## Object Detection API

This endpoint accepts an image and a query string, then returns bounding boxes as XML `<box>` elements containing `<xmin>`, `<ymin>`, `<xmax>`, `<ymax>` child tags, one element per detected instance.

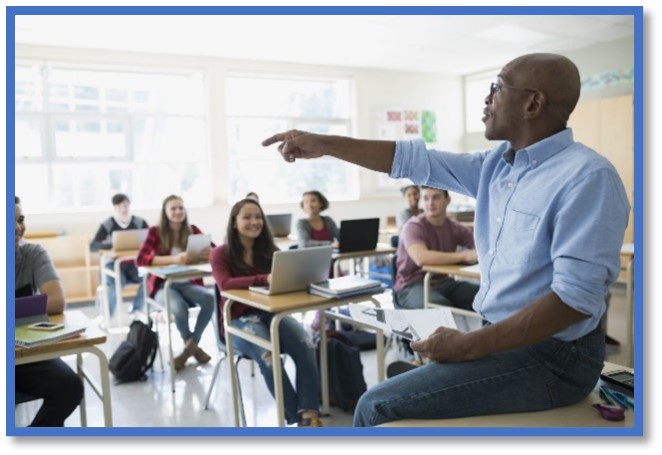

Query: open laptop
<box><xmin>16</xmin><ymin>294</ymin><xmax>48</xmax><ymax>326</ymax></box>
<box><xmin>336</xmin><ymin>218</ymin><xmax>380</xmax><ymax>253</ymax></box>
<box><xmin>111</xmin><ymin>229</ymin><xmax>148</xmax><ymax>251</ymax></box>
<box><xmin>249</xmin><ymin>246</ymin><xmax>333</xmax><ymax>295</ymax></box>
<box><xmin>266</xmin><ymin>213</ymin><xmax>292</xmax><ymax>237</ymax></box>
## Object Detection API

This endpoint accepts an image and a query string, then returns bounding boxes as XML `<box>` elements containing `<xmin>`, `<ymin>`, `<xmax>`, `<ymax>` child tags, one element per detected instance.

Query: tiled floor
<box><xmin>14</xmin><ymin>283</ymin><xmax>632</xmax><ymax>429</ymax></box>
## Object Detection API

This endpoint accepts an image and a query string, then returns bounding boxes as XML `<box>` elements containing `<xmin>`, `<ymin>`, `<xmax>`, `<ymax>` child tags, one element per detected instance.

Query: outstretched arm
<box><xmin>262</xmin><ymin>130</ymin><xmax>396</xmax><ymax>173</ymax></box>
<box><xmin>411</xmin><ymin>291</ymin><xmax>589</xmax><ymax>362</ymax></box>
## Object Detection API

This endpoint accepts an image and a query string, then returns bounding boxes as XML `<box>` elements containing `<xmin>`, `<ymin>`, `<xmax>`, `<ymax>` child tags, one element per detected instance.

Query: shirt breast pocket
<box><xmin>502</xmin><ymin>209</ymin><xmax>540</xmax><ymax>264</ymax></box>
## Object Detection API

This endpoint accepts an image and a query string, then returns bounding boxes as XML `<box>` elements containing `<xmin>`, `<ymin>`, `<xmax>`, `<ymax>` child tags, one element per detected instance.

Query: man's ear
<box><xmin>524</xmin><ymin>92</ymin><xmax>546</xmax><ymax>119</ymax></box>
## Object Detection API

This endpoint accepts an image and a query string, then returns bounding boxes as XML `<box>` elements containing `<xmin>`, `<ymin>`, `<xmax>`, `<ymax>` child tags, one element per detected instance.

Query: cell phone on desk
<box><xmin>600</xmin><ymin>369</ymin><xmax>634</xmax><ymax>392</ymax></box>
<box><xmin>28</xmin><ymin>322</ymin><xmax>65</xmax><ymax>331</ymax></box>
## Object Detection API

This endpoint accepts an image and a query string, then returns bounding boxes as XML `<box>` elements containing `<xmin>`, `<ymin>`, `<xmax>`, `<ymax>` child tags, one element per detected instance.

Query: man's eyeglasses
<box><xmin>489</xmin><ymin>82</ymin><xmax>539</xmax><ymax>98</ymax></box>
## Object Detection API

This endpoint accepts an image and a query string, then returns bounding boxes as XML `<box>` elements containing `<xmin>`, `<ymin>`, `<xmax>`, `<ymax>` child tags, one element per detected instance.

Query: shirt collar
<box><xmin>501</xmin><ymin>128</ymin><xmax>574</xmax><ymax>167</ymax></box>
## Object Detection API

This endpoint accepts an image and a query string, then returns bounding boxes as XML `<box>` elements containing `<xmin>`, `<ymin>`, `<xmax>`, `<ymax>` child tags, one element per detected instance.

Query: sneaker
<box><xmin>297</xmin><ymin>415</ymin><xmax>324</xmax><ymax>427</ymax></box>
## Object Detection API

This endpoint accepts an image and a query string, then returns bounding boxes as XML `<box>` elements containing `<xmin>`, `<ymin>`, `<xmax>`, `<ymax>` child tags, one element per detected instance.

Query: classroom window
<box><xmin>226</xmin><ymin>75</ymin><xmax>358</xmax><ymax>203</ymax></box>
<box><xmin>14</xmin><ymin>62</ymin><xmax>211</xmax><ymax>213</ymax></box>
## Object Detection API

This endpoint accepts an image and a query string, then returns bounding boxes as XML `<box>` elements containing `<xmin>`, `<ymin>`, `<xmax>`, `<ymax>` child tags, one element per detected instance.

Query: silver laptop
<box><xmin>266</xmin><ymin>213</ymin><xmax>292</xmax><ymax>237</ymax></box>
<box><xmin>112</xmin><ymin>229</ymin><xmax>148</xmax><ymax>251</ymax></box>
<box><xmin>249</xmin><ymin>246</ymin><xmax>333</xmax><ymax>295</ymax></box>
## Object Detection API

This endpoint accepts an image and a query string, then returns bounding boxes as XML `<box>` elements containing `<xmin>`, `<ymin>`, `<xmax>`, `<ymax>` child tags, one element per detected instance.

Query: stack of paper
<box><xmin>308</xmin><ymin>276</ymin><xmax>384</xmax><ymax>299</ymax></box>
<box><xmin>15</xmin><ymin>323</ymin><xmax>86</xmax><ymax>348</ymax></box>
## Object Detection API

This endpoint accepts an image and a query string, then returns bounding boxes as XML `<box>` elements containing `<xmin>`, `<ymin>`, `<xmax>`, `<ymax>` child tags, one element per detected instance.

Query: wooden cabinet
<box><xmin>27</xmin><ymin>235</ymin><xmax>100</xmax><ymax>305</ymax></box>
<box><xmin>569</xmin><ymin>94</ymin><xmax>634</xmax><ymax>243</ymax></box>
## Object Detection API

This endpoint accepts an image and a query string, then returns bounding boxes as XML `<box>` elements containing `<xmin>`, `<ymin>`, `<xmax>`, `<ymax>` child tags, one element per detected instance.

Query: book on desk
<box><xmin>308</xmin><ymin>275</ymin><xmax>385</xmax><ymax>299</ymax></box>
<box><xmin>148</xmin><ymin>263</ymin><xmax>212</xmax><ymax>276</ymax></box>
<box><xmin>15</xmin><ymin>322</ymin><xmax>87</xmax><ymax>348</ymax></box>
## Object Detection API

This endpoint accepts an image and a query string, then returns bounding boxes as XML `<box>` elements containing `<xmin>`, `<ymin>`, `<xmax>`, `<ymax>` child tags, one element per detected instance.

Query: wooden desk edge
<box><xmin>377</xmin><ymin>362</ymin><xmax>634</xmax><ymax>428</ymax></box>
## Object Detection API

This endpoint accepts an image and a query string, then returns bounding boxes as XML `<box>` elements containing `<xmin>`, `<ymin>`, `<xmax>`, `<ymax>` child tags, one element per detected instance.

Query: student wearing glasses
<box><xmin>15</xmin><ymin>196</ymin><xmax>83</xmax><ymax>426</ymax></box>
<box><xmin>262</xmin><ymin>53</ymin><xmax>629</xmax><ymax>426</ymax></box>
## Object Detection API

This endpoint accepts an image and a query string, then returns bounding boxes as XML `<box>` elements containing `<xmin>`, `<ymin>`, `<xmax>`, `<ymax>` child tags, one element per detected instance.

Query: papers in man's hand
<box><xmin>348</xmin><ymin>304</ymin><xmax>483</xmax><ymax>341</ymax></box>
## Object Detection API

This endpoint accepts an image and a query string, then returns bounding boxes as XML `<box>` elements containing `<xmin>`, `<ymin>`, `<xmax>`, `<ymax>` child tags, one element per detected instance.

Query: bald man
<box><xmin>263</xmin><ymin>53</ymin><xmax>630</xmax><ymax>426</ymax></box>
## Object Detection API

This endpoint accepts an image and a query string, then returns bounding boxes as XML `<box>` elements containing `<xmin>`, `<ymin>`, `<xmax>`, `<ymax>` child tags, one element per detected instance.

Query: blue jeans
<box><xmin>231</xmin><ymin>312</ymin><xmax>320</xmax><ymax>425</ymax></box>
<box><xmin>154</xmin><ymin>282</ymin><xmax>214</xmax><ymax>344</ymax></box>
<box><xmin>396</xmin><ymin>279</ymin><xmax>479</xmax><ymax>311</ymax></box>
<box><xmin>353</xmin><ymin>326</ymin><xmax>605</xmax><ymax>426</ymax></box>
<box><xmin>105</xmin><ymin>260</ymin><xmax>145</xmax><ymax>316</ymax></box>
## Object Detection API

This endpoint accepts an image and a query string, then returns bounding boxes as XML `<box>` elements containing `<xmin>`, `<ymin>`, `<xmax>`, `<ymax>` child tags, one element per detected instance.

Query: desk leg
<box><xmin>376</xmin><ymin>327</ymin><xmax>385</xmax><ymax>383</ymax></box>
<box><xmin>100</xmin><ymin>256</ymin><xmax>112</xmax><ymax>331</ymax></box>
<box><xmin>77</xmin><ymin>348</ymin><xmax>114</xmax><ymax>427</ymax></box>
<box><xmin>224</xmin><ymin>299</ymin><xmax>242</xmax><ymax>427</ymax></box>
<box><xmin>333</xmin><ymin>259</ymin><xmax>341</xmax><ymax>278</ymax></box>
<box><xmin>626</xmin><ymin>257</ymin><xmax>634</xmax><ymax>367</ymax></box>
<box><xmin>90</xmin><ymin>345</ymin><xmax>114</xmax><ymax>427</ymax></box>
<box><xmin>114</xmin><ymin>259</ymin><xmax>124</xmax><ymax>329</ymax></box>
<box><xmin>164</xmin><ymin>280</ymin><xmax>176</xmax><ymax>393</ymax></box>
<box><xmin>320</xmin><ymin>311</ymin><xmax>329</xmax><ymax>415</ymax></box>
<box><xmin>76</xmin><ymin>354</ymin><xmax>88</xmax><ymax>427</ymax></box>
<box><xmin>423</xmin><ymin>272</ymin><xmax>432</xmax><ymax>309</ymax></box>
<box><xmin>270</xmin><ymin>313</ymin><xmax>287</xmax><ymax>427</ymax></box>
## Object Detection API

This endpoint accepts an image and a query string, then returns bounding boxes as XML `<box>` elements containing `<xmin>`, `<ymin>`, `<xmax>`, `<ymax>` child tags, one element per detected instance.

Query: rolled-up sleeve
<box><xmin>550</xmin><ymin>167</ymin><xmax>630</xmax><ymax>320</ymax></box>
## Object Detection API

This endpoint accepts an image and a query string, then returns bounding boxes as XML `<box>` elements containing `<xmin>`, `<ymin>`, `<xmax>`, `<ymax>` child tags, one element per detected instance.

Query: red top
<box><xmin>209</xmin><ymin>244</ymin><xmax>274</xmax><ymax>331</ymax></box>
<box><xmin>310</xmin><ymin>222</ymin><xmax>332</xmax><ymax>242</ymax></box>
<box><xmin>136</xmin><ymin>224</ymin><xmax>208</xmax><ymax>297</ymax></box>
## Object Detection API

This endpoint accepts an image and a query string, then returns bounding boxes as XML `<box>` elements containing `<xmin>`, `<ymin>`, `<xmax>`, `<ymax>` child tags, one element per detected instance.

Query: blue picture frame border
<box><xmin>6</xmin><ymin>4</ymin><xmax>644</xmax><ymax>437</ymax></box>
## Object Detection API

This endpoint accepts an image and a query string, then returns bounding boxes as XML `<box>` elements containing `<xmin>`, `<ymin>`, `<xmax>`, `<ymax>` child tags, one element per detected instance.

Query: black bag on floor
<box><xmin>109</xmin><ymin>319</ymin><xmax>158</xmax><ymax>384</ymax></box>
<box><xmin>316</xmin><ymin>330</ymin><xmax>367</xmax><ymax>412</ymax></box>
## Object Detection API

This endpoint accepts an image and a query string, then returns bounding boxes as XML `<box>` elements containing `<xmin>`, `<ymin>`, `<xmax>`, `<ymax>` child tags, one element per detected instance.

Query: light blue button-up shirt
<box><xmin>391</xmin><ymin>129</ymin><xmax>630</xmax><ymax>341</ymax></box>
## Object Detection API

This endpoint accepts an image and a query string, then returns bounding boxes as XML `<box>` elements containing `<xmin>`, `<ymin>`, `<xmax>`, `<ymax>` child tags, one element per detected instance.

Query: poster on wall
<box><xmin>378</xmin><ymin>109</ymin><xmax>438</xmax><ymax>143</ymax></box>
<box><xmin>376</xmin><ymin>108</ymin><xmax>438</xmax><ymax>188</ymax></box>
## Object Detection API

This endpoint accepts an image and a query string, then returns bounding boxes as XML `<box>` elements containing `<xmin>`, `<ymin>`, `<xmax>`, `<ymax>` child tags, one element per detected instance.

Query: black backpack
<box><xmin>316</xmin><ymin>330</ymin><xmax>367</xmax><ymax>412</ymax></box>
<box><xmin>109</xmin><ymin>319</ymin><xmax>159</xmax><ymax>384</ymax></box>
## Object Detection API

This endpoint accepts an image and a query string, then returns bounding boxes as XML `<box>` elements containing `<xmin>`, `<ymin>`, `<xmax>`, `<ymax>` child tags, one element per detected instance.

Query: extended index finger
<box><xmin>261</xmin><ymin>132</ymin><xmax>288</xmax><ymax>147</ymax></box>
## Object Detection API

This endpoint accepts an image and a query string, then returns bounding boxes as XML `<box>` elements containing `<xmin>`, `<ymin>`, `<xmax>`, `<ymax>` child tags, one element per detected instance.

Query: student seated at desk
<box><xmin>14</xmin><ymin>196</ymin><xmax>83</xmax><ymax>427</ymax></box>
<box><xmin>296</xmin><ymin>190</ymin><xmax>339</xmax><ymax>249</ymax></box>
<box><xmin>210</xmin><ymin>198</ymin><xmax>323</xmax><ymax>427</ymax></box>
<box><xmin>136</xmin><ymin>194</ymin><xmax>214</xmax><ymax>371</ymax></box>
<box><xmin>395</xmin><ymin>187</ymin><xmax>479</xmax><ymax>311</ymax></box>
<box><xmin>395</xmin><ymin>184</ymin><xmax>422</xmax><ymax>232</ymax></box>
<box><xmin>90</xmin><ymin>193</ymin><xmax>149</xmax><ymax>316</ymax></box>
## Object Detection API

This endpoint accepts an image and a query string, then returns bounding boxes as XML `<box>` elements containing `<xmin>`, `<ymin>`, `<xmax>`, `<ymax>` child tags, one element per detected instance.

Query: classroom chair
<box><xmin>203</xmin><ymin>287</ymin><xmax>254</xmax><ymax>426</ymax></box>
